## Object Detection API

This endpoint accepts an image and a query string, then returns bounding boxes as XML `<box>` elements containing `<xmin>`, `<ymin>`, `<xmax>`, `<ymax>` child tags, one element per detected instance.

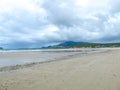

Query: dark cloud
<box><xmin>0</xmin><ymin>0</ymin><xmax>120</xmax><ymax>49</ymax></box>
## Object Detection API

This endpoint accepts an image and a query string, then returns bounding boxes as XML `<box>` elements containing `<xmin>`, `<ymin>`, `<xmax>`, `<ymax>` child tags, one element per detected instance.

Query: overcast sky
<box><xmin>0</xmin><ymin>0</ymin><xmax>120</xmax><ymax>48</ymax></box>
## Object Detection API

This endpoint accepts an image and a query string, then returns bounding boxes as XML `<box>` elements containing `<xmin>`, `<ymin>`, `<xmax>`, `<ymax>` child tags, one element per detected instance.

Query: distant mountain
<box><xmin>42</xmin><ymin>41</ymin><xmax>89</xmax><ymax>48</ymax></box>
<box><xmin>57</xmin><ymin>41</ymin><xmax>88</xmax><ymax>47</ymax></box>
<box><xmin>0</xmin><ymin>47</ymin><xmax>3</xmax><ymax>50</ymax></box>
<box><xmin>41</xmin><ymin>41</ymin><xmax>120</xmax><ymax>49</ymax></box>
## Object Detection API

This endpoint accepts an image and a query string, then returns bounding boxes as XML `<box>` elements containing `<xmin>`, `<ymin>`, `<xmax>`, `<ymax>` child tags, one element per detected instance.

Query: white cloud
<box><xmin>0</xmin><ymin>0</ymin><xmax>120</xmax><ymax>48</ymax></box>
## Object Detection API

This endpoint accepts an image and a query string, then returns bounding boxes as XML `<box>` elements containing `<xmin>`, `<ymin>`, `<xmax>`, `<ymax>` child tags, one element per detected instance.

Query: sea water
<box><xmin>0</xmin><ymin>49</ymin><xmax>86</xmax><ymax>67</ymax></box>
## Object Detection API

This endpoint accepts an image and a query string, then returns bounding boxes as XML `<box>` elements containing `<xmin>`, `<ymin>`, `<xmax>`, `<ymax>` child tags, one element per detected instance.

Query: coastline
<box><xmin>0</xmin><ymin>48</ymin><xmax>120</xmax><ymax>90</ymax></box>
<box><xmin>0</xmin><ymin>48</ymin><xmax>109</xmax><ymax>72</ymax></box>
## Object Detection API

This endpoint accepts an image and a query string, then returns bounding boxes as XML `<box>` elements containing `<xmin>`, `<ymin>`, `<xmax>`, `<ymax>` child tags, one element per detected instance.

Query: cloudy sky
<box><xmin>0</xmin><ymin>0</ymin><xmax>120</xmax><ymax>48</ymax></box>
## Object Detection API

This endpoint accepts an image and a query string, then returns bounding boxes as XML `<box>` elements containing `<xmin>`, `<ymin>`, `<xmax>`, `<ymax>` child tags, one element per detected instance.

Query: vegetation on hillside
<box><xmin>0</xmin><ymin>47</ymin><xmax>3</xmax><ymax>50</ymax></box>
<box><xmin>74</xmin><ymin>43</ymin><xmax>120</xmax><ymax>48</ymax></box>
<box><xmin>42</xmin><ymin>42</ymin><xmax>120</xmax><ymax>49</ymax></box>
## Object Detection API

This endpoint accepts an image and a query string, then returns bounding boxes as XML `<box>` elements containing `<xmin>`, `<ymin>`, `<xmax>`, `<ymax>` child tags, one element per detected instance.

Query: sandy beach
<box><xmin>0</xmin><ymin>48</ymin><xmax>120</xmax><ymax>90</ymax></box>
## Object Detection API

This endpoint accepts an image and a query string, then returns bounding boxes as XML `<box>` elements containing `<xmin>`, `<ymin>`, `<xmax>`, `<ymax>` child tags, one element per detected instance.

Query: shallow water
<box><xmin>0</xmin><ymin>49</ymin><xmax>86</xmax><ymax>67</ymax></box>
<box><xmin>0</xmin><ymin>49</ymin><xmax>100</xmax><ymax>67</ymax></box>
<box><xmin>0</xmin><ymin>58</ymin><xmax>49</xmax><ymax>67</ymax></box>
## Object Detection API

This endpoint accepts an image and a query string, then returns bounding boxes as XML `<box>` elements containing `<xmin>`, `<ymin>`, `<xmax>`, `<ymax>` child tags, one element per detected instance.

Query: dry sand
<box><xmin>0</xmin><ymin>48</ymin><xmax>120</xmax><ymax>90</ymax></box>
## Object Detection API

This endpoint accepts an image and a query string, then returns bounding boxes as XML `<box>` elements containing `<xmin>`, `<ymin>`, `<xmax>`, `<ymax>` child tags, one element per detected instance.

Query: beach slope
<box><xmin>0</xmin><ymin>49</ymin><xmax>120</xmax><ymax>90</ymax></box>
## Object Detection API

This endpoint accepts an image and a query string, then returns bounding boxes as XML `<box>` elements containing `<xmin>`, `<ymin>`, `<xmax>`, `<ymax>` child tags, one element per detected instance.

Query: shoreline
<box><xmin>0</xmin><ymin>48</ymin><xmax>120</xmax><ymax>90</ymax></box>
<box><xmin>0</xmin><ymin>48</ymin><xmax>110</xmax><ymax>72</ymax></box>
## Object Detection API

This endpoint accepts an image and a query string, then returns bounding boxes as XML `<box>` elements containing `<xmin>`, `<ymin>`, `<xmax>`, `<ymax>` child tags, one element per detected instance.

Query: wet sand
<box><xmin>0</xmin><ymin>48</ymin><xmax>102</xmax><ymax>69</ymax></box>
<box><xmin>0</xmin><ymin>48</ymin><xmax>120</xmax><ymax>90</ymax></box>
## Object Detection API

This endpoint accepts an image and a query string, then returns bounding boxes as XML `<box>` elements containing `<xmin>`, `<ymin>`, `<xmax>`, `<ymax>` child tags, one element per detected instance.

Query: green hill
<box><xmin>0</xmin><ymin>47</ymin><xmax>3</xmax><ymax>50</ymax></box>
<box><xmin>42</xmin><ymin>41</ymin><xmax>120</xmax><ymax>49</ymax></box>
